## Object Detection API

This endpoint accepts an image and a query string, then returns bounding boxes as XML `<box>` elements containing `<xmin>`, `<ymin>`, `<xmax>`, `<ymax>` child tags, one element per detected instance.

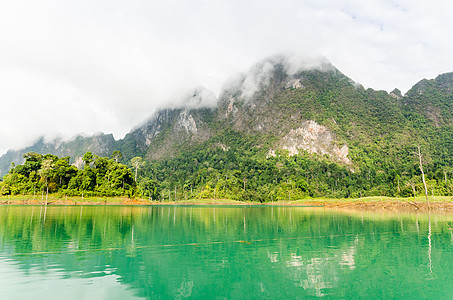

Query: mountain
<box><xmin>118</xmin><ymin>55</ymin><xmax>411</xmax><ymax>167</ymax></box>
<box><xmin>0</xmin><ymin>133</ymin><xmax>115</xmax><ymax>176</ymax></box>
<box><xmin>2</xmin><ymin>54</ymin><xmax>453</xmax><ymax>199</ymax></box>
<box><xmin>404</xmin><ymin>72</ymin><xmax>453</xmax><ymax>125</ymax></box>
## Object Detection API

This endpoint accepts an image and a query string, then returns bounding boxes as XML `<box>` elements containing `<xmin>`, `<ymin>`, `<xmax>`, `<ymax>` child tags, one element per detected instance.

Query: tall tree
<box><xmin>82</xmin><ymin>152</ymin><xmax>93</xmax><ymax>168</ymax></box>
<box><xmin>111</xmin><ymin>150</ymin><xmax>123</xmax><ymax>163</ymax></box>
<box><xmin>130</xmin><ymin>157</ymin><xmax>144</xmax><ymax>182</ymax></box>
<box><xmin>38</xmin><ymin>158</ymin><xmax>54</xmax><ymax>205</ymax></box>
<box><xmin>416</xmin><ymin>145</ymin><xmax>430</xmax><ymax>207</ymax></box>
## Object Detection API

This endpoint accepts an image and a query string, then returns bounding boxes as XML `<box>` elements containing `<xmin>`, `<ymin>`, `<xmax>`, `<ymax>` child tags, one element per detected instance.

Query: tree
<box><xmin>138</xmin><ymin>178</ymin><xmax>159</xmax><ymax>200</ymax></box>
<box><xmin>405</xmin><ymin>177</ymin><xmax>418</xmax><ymax>200</ymax></box>
<box><xmin>23</xmin><ymin>152</ymin><xmax>43</xmax><ymax>175</ymax></box>
<box><xmin>82</xmin><ymin>152</ymin><xmax>94</xmax><ymax>168</ymax></box>
<box><xmin>111</xmin><ymin>150</ymin><xmax>123</xmax><ymax>163</ymax></box>
<box><xmin>130</xmin><ymin>157</ymin><xmax>144</xmax><ymax>182</ymax></box>
<box><xmin>38</xmin><ymin>158</ymin><xmax>54</xmax><ymax>205</ymax></box>
<box><xmin>80</xmin><ymin>168</ymin><xmax>95</xmax><ymax>200</ymax></box>
<box><xmin>415</xmin><ymin>145</ymin><xmax>430</xmax><ymax>207</ymax></box>
<box><xmin>54</xmin><ymin>157</ymin><xmax>70</xmax><ymax>186</ymax></box>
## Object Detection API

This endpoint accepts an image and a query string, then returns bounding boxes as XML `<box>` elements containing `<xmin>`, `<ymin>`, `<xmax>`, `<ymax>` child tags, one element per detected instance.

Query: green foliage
<box><xmin>0</xmin><ymin>152</ymin><xmax>137</xmax><ymax>197</ymax></box>
<box><xmin>130</xmin><ymin>156</ymin><xmax>145</xmax><ymax>182</ymax></box>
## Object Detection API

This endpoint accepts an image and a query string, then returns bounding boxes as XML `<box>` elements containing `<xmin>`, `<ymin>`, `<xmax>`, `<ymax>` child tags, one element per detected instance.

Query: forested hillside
<box><xmin>2</xmin><ymin>55</ymin><xmax>453</xmax><ymax>201</ymax></box>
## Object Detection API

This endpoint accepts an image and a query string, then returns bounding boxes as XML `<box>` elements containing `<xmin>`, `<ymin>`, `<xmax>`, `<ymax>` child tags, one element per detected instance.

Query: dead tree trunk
<box><xmin>416</xmin><ymin>145</ymin><xmax>430</xmax><ymax>208</ymax></box>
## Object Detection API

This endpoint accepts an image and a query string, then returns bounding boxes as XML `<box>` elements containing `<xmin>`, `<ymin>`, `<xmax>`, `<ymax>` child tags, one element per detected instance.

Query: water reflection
<box><xmin>0</xmin><ymin>206</ymin><xmax>452</xmax><ymax>299</ymax></box>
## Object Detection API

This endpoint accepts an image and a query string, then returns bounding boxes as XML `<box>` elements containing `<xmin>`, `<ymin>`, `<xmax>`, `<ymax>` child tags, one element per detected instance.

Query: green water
<box><xmin>0</xmin><ymin>206</ymin><xmax>452</xmax><ymax>299</ymax></box>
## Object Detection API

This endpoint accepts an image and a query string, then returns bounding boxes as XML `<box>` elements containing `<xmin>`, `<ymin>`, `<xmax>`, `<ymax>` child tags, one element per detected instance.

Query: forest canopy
<box><xmin>0</xmin><ymin>152</ymin><xmax>138</xmax><ymax>198</ymax></box>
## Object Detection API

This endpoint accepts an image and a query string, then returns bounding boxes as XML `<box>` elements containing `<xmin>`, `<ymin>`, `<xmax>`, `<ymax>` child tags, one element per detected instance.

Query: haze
<box><xmin>1</xmin><ymin>0</ymin><xmax>453</xmax><ymax>155</ymax></box>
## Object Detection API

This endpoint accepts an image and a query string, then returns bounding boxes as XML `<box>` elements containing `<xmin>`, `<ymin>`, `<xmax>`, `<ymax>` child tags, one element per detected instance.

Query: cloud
<box><xmin>1</xmin><ymin>0</ymin><xmax>453</xmax><ymax>154</ymax></box>
<box><xmin>236</xmin><ymin>54</ymin><xmax>331</xmax><ymax>101</ymax></box>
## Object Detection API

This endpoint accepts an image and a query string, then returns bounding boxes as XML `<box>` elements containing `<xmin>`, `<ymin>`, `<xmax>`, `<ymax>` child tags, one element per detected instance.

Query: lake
<box><xmin>0</xmin><ymin>205</ymin><xmax>451</xmax><ymax>299</ymax></box>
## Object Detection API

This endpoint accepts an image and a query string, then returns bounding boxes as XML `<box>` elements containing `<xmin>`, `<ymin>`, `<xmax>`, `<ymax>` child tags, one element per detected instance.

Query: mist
<box><xmin>1</xmin><ymin>0</ymin><xmax>453</xmax><ymax>155</ymax></box>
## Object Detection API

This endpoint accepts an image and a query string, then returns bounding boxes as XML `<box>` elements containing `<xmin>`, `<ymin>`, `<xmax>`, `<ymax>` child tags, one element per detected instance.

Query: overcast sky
<box><xmin>1</xmin><ymin>0</ymin><xmax>453</xmax><ymax>155</ymax></box>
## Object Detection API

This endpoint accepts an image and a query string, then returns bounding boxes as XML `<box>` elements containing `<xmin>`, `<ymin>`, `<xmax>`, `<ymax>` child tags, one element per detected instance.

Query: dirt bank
<box><xmin>292</xmin><ymin>200</ymin><xmax>453</xmax><ymax>212</ymax></box>
<box><xmin>1</xmin><ymin>198</ymin><xmax>452</xmax><ymax>213</ymax></box>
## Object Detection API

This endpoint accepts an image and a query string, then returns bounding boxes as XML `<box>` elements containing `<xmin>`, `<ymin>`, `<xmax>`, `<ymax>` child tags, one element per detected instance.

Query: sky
<box><xmin>1</xmin><ymin>0</ymin><xmax>453</xmax><ymax>155</ymax></box>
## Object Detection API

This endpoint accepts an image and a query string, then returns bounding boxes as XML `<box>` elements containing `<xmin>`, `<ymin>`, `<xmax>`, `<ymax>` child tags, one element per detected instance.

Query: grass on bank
<box><xmin>0</xmin><ymin>194</ymin><xmax>125</xmax><ymax>204</ymax></box>
<box><xmin>0</xmin><ymin>194</ymin><xmax>252</xmax><ymax>205</ymax></box>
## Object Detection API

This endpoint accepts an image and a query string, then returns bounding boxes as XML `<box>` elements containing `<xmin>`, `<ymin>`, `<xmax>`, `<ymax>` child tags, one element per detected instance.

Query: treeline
<box><xmin>2</xmin><ymin>145</ymin><xmax>453</xmax><ymax>203</ymax></box>
<box><xmin>138</xmin><ymin>141</ymin><xmax>453</xmax><ymax>202</ymax></box>
<box><xmin>0</xmin><ymin>151</ymin><xmax>141</xmax><ymax>198</ymax></box>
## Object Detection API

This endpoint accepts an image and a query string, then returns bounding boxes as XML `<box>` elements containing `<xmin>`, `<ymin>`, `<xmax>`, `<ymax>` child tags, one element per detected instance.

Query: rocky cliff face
<box><xmin>118</xmin><ymin>101</ymin><xmax>216</xmax><ymax>161</ymax></box>
<box><xmin>269</xmin><ymin>120</ymin><xmax>351</xmax><ymax>165</ymax></box>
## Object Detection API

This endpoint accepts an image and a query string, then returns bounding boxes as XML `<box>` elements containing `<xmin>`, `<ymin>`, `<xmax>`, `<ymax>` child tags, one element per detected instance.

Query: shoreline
<box><xmin>1</xmin><ymin>196</ymin><xmax>453</xmax><ymax>212</ymax></box>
